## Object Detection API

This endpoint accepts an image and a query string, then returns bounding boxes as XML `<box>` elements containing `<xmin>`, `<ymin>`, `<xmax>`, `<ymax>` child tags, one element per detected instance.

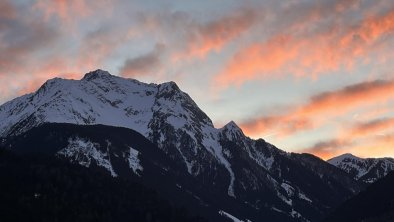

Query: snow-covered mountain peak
<box><xmin>158</xmin><ymin>81</ymin><xmax>179</xmax><ymax>91</ymax></box>
<box><xmin>36</xmin><ymin>77</ymin><xmax>71</xmax><ymax>94</ymax></box>
<box><xmin>0</xmin><ymin>69</ymin><xmax>220</xmax><ymax>137</ymax></box>
<box><xmin>156</xmin><ymin>81</ymin><xmax>183</xmax><ymax>100</ymax></box>
<box><xmin>328</xmin><ymin>153</ymin><xmax>361</xmax><ymax>165</ymax></box>
<box><xmin>220</xmin><ymin>121</ymin><xmax>244</xmax><ymax>141</ymax></box>
<box><xmin>224</xmin><ymin>121</ymin><xmax>240</xmax><ymax>130</ymax></box>
<box><xmin>81</xmin><ymin>69</ymin><xmax>114</xmax><ymax>81</ymax></box>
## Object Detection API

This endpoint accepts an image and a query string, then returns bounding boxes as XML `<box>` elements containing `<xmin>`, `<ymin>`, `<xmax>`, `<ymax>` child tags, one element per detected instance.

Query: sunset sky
<box><xmin>1</xmin><ymin>0</ymin><xmax>394</xmax><ymax>160</ymax></box>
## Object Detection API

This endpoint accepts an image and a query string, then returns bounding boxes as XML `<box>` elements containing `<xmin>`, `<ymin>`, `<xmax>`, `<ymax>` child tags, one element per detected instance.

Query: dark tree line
<box><xmin>0</xmin><ymin>150</ymin><xmax>206</xmax><ymax>222</ymax></box>
<box><xmin>324</xmin><ymin>171</ymin><xmax>394</xmax><ymax>222</ymax></box>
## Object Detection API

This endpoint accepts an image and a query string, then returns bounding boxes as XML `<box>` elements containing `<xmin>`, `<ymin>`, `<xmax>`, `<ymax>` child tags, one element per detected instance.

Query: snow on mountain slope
<box><xmin>328</xmin><ymin>153</ymin><xmax>394</xmax><ymax>183</ymax></box>
<box><xmin>57</xmin><ymin>137</ymin><xmax>118</xmax><ymax>177</ymax></box>
<box><xmin>218</xmin><ymin>210</ymin><xmax>248</xmax><ymax>222</ymax></box>
<box><xmin>127</xmin><ymin>147</ymin><xmax>143</xmax><ymax>176</ymax></box>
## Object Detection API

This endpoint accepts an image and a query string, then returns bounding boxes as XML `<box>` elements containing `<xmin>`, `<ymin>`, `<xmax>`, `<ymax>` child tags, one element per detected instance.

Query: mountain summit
<box><xmin>82</xmin><ymin>69</ymin><xmax>113</xmax><ymax>81</ymax></box>
<box><xmin>0</xmin><ymin>70</ymin><xmax>364</xmax><ymax>221</ymax></box>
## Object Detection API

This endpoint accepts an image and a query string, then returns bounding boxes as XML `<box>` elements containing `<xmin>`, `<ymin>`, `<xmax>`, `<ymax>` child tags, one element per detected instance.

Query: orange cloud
<box><xmin>325</xmin><ymin>133</ymin><xmax>394</xmax><ymax>160</ymax></box>
<box><xmin>18</xmin><ymin>72</ymin><xmax>80</xmax><ymax>95</ymax></box>
<box><xmin>240</xmin><ymin>114</ymin><xmax>313</xmax><ymax>138</ymax></box>
<box><xmin>215</xmin><ymin>35</ymin><xmax>297</xmax><ymax>86</ymax></box>
<box><xmin>240</xmin><ymin>79</ymin><xmax>394</xmax><ymax>137</ymax></box>
<box><xmin>1</xmin><ymin>55</ymin><xmax>83</xmax><ymax>99</ymax></box>
<box><xmin>183</xmin><ymin>8</ymin><xmax>258</xmax><ymax>59</ymax></box>
<box><xmin>301</xmin><ymin>137</ymin><xmax>391</xmax><ymax>160</ymax></box>
<box><xmin>0</xmin><ymin>67</ymin><xmax>81</xmax><ymax>104</ymax></box>
<box><xmin>299</xmin><ymin>79</ymin><xmax>394</xmax><ymax>116</ymax></box>
<box><xmin>215</xmin><ymin>7</ymin><xmax>394</xmax><ymax>88</ymax></box>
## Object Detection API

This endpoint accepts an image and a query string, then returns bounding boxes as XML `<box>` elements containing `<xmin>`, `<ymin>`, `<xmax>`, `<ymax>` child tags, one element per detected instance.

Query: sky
<box><xmin>1</xmin><ymin>0</ymin><xmax>394</xmax><ymax>160</ymax></box>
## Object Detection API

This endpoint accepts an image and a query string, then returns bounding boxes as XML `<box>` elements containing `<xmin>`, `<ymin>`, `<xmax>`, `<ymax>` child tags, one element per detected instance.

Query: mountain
<box><xmin>328</xmin><ymin>153</ymin><xmax>394</xmax><ymax>183</ymax></box>
<box><xmin>0</xmin><ymin>69</ymin><xmax>364</xmax><ymax>221</ymax></box>
<box><xmin>324</xmin><ymin>171</ymin><xmax>394</xmax><ymax>222</ymax></box>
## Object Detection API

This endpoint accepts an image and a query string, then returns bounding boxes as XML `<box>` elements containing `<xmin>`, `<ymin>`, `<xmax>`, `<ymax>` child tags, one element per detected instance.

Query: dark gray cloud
<box><xmin>301</xmin><ymin>139</ymin><xmax>351</xmax><ymax>159</ymax></box>
<box><xmin>134</xmin><ymin>6</ymin><xmax>260</xmax><ymax>58</ymax></box>
<box><xmin>0</xmin><ymin>1</ymin><xmax>59</xmax><ymax>74</ymax></box>
<box><xmin>0</xmin><ymin>0</ymin><xmax>16</xmax><ymax>23</ymax></box>
<box><xmin>119</xmin><ymin>43</ymin><xmax>165</xmax><ymax>77</ymax></box>
<box><xmin>308</xmin><ymin>139</ymin><xmax>348</xmax><ymax>151</ymax></box>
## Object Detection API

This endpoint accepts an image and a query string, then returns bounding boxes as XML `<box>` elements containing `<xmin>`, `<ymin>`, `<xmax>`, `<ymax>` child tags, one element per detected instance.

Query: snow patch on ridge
<box><xmin>281</xmin><ymin>182</ymin><xmax>295</xmax><ymax>197</ymax></box>
<box><xmin>298</xmin><ymin>191</ymin><xmax>312</xmax><ymax>203</ymax></box>
<box><xmin>128</xmin><ymin>147</ymin><xmax>143</xmax><ymax>176</ymax></box>
<box><xmin>57</xmin><ymin>137</ymin><xmax>117</xmax><ymax>177</ymax></box>
<box><xmin>202</xmin><ymin>126</ymin><xmax>236</xmax><ymax>197</ymax></box>
<box><xmin>250</xmin><ymin>152</ymin><xmax>274</xmax><ymax>171</ymax></box>
<box><xmin>218</xmin><ymin>210</ymin><xmax>249</xmax><ymax>222</ymax></box>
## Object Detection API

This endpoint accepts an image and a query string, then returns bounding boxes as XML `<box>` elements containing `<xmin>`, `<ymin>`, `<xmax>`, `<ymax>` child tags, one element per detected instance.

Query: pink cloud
<box><xmin>215</xmin><ymin>6</ymin><xmax>394</xmax><ymax>88</ymax></box>
<box><xmin>240</xmin><ymin>79</ymin><xmax>394</xmax><ymax>137</ymax></box>
<box><xmin>0</xmin><ymin>0</ymin><xmax>16</xmax><ymax>21</ymax></box>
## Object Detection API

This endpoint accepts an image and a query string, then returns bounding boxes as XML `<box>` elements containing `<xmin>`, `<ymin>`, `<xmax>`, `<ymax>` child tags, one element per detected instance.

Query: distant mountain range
<box><xmin>0</xmin><ymin>69</ymin><xmax>392</xmax><ymax>221</ymax></box>
<box><xmin>328</xmin><ymin>153</ymin><xmax>394</xmax><ymax>183</ymax></box>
